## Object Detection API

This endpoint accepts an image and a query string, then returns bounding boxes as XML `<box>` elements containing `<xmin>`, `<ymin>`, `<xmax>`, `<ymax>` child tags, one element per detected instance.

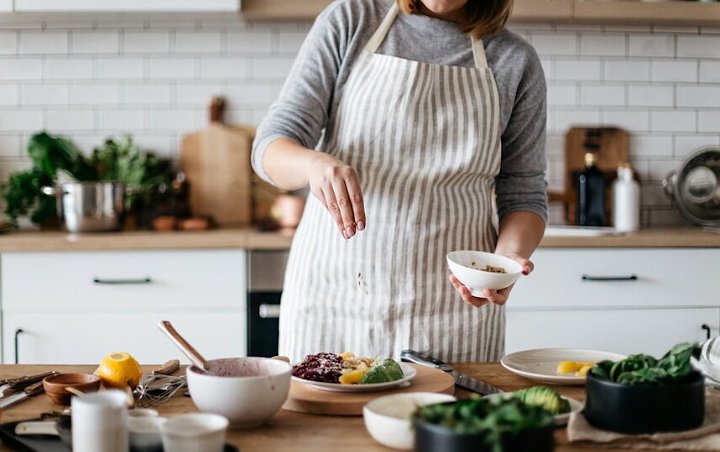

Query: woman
<box><xmin>252</xmin><ymin>0</ymin><xmax>547</xmax><ymax>363</ymax></box>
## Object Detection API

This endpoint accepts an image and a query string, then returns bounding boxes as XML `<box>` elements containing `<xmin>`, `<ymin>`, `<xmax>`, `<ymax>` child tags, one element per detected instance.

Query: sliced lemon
<box><xmin>97</xmin><ymin>352</ymin><xmax>142</xmax><ymax>389</ymax></box>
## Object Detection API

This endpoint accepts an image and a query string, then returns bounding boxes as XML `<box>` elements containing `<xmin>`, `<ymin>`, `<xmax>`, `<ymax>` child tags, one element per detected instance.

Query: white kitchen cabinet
<box><xmin>506</xmin><ymin>248</ymin><xmax>720</xmax><ymax>356</ymax></box>
<box><xmin>1</xmin><ymin>249</ymin><xmax>247</xmax><ymax>364</ymax></box>
<box><xmin>0</xmin><ymin>0</ymin><xmax>12</xmax><ymax>12</ymax></box>
<box><xmin>13</xmin><ymin>0</ymin><xmax>237</xmax><ymax>12</ymax></box>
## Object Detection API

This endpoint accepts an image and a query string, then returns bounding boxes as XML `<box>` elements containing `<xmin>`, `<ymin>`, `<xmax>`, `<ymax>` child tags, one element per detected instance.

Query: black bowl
<box><xmin>584</xmin><ymin>371</ymin><xmax>705</xmax><ymax>434</ymax></box>
<box><xmin>414</xmin><ymin>416</ymin><xmax>555</xmax><ymax>452</ymax></box>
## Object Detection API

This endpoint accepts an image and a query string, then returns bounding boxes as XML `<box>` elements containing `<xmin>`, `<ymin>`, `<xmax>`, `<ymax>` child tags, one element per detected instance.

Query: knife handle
<box><xmin>7</xmin><ymin>371</ymin><xmax>57</xmax><ymax>391</ymax></box>
<box><xmin>24</xmin><ymin>380</ymin><xmax>46</xmax><ymax>396</ymax></box>
<box><xmin>400</xmin><ymin>349</ymin><xmax>453</xmax><ymax>372</ymax></box>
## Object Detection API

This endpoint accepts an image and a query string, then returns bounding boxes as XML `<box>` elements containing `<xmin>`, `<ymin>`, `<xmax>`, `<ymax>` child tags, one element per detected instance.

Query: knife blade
<box><xmin>400</xmin><ymin>349</ymin><xmax>504</xmax><ymax>395</ymax></box>
<box><xmin>0</xmin><ymin>370</ymin><xmax>57</xmax><ymax>397</ymax></box>
<box><xmin>0</xmin><ymin>380</ymin><xmax>46</xmax><ymax>409</ymax></box>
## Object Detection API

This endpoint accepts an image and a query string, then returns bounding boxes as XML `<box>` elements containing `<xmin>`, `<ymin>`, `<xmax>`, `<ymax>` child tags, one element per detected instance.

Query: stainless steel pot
<box><xmin>663</xmin><ymin>146</ymin><xmax>720</xmax><ymax>228</ymax></box>
<box><xmin>42</xmin><ymin>182</ymin><xmax>130</xmax><ymax>233</ymax></box>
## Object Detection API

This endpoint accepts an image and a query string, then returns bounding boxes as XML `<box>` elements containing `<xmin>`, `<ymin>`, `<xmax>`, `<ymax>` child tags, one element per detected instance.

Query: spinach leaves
<box><xmin>590</xmin><ymin>343</ymin><xmax>701</xmax><ymax>385</ymax></box>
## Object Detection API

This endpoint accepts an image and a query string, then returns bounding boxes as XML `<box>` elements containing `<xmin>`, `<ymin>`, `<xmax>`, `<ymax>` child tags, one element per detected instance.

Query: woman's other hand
<box><xmin>308</xmin><ymin>154</ymin><xmax>366</xmax><ymax>240</ymax></box>
<box><xmin>449</xmin><ymin>253</ymin><xmax>534</xmax><ymax>307</ymax></box>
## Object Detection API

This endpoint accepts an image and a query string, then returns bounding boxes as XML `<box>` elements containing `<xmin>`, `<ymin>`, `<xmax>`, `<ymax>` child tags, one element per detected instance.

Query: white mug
<box><xmin>71</xmin><ymin>389</ymin><xmax>129</xmax><ymax>452</ymax></box>
<box><xmin>161</xmin><ymin>413</ymin><xmax>228</xmax><ymax>452</ymax></box>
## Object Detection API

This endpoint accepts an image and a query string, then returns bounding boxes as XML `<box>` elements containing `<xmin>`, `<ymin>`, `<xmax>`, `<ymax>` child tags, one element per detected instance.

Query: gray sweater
<box><xmin>252</xmin><ymin>0</ymin><xmax>548</xmax><ymax>222</ymax></box>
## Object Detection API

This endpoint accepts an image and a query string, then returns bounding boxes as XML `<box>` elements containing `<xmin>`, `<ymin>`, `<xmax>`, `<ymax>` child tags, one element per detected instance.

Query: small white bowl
<box><xmin>160</xmin><ymin>413</ymin><xmax>228</xmax><ymax>452</ymax></box>
<box><xmin>128</xmin><ymin>416</ymin><xmax>166</xmax><ymax>452</ymax></box>
<box><xmin>128</xmin><ymin>408</ymin><xmax>159</xmax><ymax>418</ymax></box>
<box><xmin>447</xmin><ymin>250</ymin><xmax>523</xmax><ymax>295</ymax></box>
<box><xmin>363</xmin><ymin>392</ymin><xmax>456</xmax><ymax>450</ymax></box>
<box><xmin>186</xmin><ymin>357</ymin><xmax>292</xmax><ymax>428</ymax></box>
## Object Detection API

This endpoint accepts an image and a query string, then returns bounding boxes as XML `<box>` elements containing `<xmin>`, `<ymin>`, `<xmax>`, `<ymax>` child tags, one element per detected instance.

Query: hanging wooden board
<box><xmin>282</xmin><ymin>364</ymin><xmax>455</xmax><ymax>416</ymax></box>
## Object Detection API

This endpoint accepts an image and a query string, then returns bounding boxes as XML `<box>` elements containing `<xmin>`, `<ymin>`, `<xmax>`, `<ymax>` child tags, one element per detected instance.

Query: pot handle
<box><xmin>662</xmin><ymin>171</ymin><xmax>677</xmax><ymax>201</ymax></box>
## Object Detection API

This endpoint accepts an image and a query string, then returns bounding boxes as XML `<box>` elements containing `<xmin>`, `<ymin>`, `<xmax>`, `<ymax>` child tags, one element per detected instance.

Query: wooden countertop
<box><xmin>0</xmin><ymin>226</ymin><xmax>718</xmax><ymax>252</ymax></box>
<box><xmin>0</xmin><ymin>363</ymin><xmax>671</xmax><ymax>452</ymax></box>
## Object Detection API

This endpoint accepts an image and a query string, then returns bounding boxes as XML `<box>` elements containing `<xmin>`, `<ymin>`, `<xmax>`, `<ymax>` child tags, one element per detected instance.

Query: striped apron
<box><xmin>279</xmin><ymin>3</ymin><xmax>503</xmax><ymax>364</ymax></box>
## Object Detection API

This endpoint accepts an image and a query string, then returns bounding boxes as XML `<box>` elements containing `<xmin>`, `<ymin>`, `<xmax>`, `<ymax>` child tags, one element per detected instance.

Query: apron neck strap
<box><xmin>364</xmin><ymin>3</ymin><xmax>489</xmax><ymax>70</ymax></box>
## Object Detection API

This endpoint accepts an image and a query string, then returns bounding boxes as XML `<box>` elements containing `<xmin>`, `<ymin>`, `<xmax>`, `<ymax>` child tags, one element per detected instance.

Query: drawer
<box><xmin>506</xmin><ymin>308</ymin><xmax>718</xmax><ymax>357</ymax></box>
<box><xmin>510</xmin><ymin>248</ymin><xmax>719</xmax><ymax>309</ymax></box>
<box><xmin>3</xmin><ymin>310</ymin><xmax>246</xmax><ymax>364</ymax></box>
<box><xmin>2</xmin><ymin>250</ymin><xmax>246</xmax><ymax>311</ymax></box>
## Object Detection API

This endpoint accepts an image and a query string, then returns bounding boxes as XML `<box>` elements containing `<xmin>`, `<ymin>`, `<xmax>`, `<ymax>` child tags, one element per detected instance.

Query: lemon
<box><xmin>97</xmin><ymin>352</ymin><xmax>142</xmax><ymax>389</ymax></box>
<box><xmin>556</xmin><ymin>361</ymin><xmax>582</xmax><ymax>374</ymax></box>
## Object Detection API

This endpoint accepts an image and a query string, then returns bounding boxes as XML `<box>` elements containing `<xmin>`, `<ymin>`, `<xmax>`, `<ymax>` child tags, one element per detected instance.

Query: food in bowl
<box><xmin>292</xmin><ymin>352</ymin><xmax>404</xmax><ymax>385</ymax></box>
<box><xmin>508</xmin><ymin>386</ymin><xmax>570</xmax><ymax>415</ymax></box>
<box><xmin>413</xmin><ymin>397</ymin><xmax>554</xmax><ymax>452</ymax></box>
<box><xmin>556</xmin><ymin>360</ymin><xmax>595</xmax><ymax>377</ymax></box>
<box><xmin>446</xmin><ymin>250</ymin><xmax>523</xmax><ymax>294</ymax></box>
<box><xmin>584</xmin><ymin>342</ymin><xmax>705</xmax><ymax>434</ymax></box>
<box><xmin>186</xmin><ymin>357</ymin><xmax>291</xmax><ymax>428</ymax></box>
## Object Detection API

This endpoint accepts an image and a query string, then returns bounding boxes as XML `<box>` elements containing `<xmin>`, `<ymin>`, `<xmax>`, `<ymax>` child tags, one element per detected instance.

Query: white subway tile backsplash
<box><xmin>546</xmin><ymin>84</ymin><xmax>577</xmax><ymax>106</ymax></box>
<box><xmin>175</xmin><ymin>83</ymin><xmax>225</xmax><ymax>106</ymax></box>
<box><xmin>0</xmin><ymin>110</ymin><xmax>43</xmax><ymax>132</ymax></box>
<box><xmin>544</xmin><ymin>133</ymin><xmax>564</xmax><ymax>157</ymax></box>
<box><xmin>19</xmin><ymin>31</ymin><xmax>68</xmax><ymax>55</ymax></box>
<box><xmin>175</xmin><ymin>31</ymin><xmax>223</xmax><ymax>53</ymax></box>
<box><xmin>676</xmin><ymin>85</ymin><xmax>720</xmax><ymax>108</ymax></box>
<box><xmin>124</xmin><ymin>31</ymin><xmax>170</xmax><ymax>54</ymax></box>
<box><xmin>46</xmin><ymin>109</ymin><xmax>94</xmax><ymax>131</ymax></box>
<box><xmin>0</xmin><ymin>31</ymin><xmax>17</xmax><ymax>54</ymax></box>
<box><xmin>628</xmin><ymin>85</ymin><xmax>674</xmax><ymax>107</ymax></box>
<box><xmin>0</xmin><ymin>84</ymin><xmax>19</xmax><ymax>105</ymax></box>
<box><xmin>646</xmin><ymin>159</ymin><xmax>683</xmax><ymax>183</ymax></box>
<box><xmin>71</xmin><ymin>31</ymin><xmax>120</xmax><ymax>54</ymax></box>
<box><xmin>276</xmin><ymin>30</ymin><xmax>309</xmax><ymax>54</ymax></box>
<box><xmin>0</xmin><ymin>58</ymin><xmax>42</xmax><ymax>80</ymax></box>
<box><xmin>98</xmin><ymin>109</ymin><xmax>145</xmax><ymax>131</ymax></box>
<box><xmin>674</xmin><ymin>134</ymin><xmax>720</xmax><ymax>157</ymax></box>
<box><xmin>147</xmin><ymin>109</ymin><xmax>198</xmax><ymax>131</ymax></box>
<box><xmin>555</xmin><ymin>59</ymin><xmax>602</xmax><ymax>81</ymax></box>
<box><xmin>677</xmin><ymin>35</ymin><xmax>720</xmax><ymax>58</ymax></box>
<box><xmin>123</xmin><ymin>83</ymin><xmax>172</xmax><ymax>105</ymax></box>
<box><xmin>580</xmin><ymin>84</ymin><xmax>625</xmax><ymax>106</ymax></box>
<box><xmin>531</xmin><ymin>32</ymin><xmax>578</xmax><ymax>56</ymax></box>
<box><xmin>225</xmin><ymin>83</ymin><xmax>281</xmax><ymax>106</ymax></box>
<box><xmin>251</xmin><ymin>57</ymin><xmax>295</xmax><ymax>80</ymax></box>
<box><xmin>698</xmin><ymin>111</ymin><xmax>720</xmax><ymax>133</ymax></box>
<box><xmin>629</xmin><ymin>34</ymin><xmax>674</xmax><ymax>57</ymax></box>
<box><xmin>20</xmin><ymin>83</ymin><xmax>69</xmax><ymax>105</ymax></box>
<box><xmin>605</xmin><ymin>60</ymin><xmax>649</xmax><ymax>81</ymax></box>
<box><xmin>651</xmin><ymin>60</ymin><xmax>697</xmax><ymax>83</ymax></box>
<box><xmin>641</xmin><ymin>183</ymin><xmax>673</xmax><ymax>206</ymax></box>
<box><xmin>198</xmin><ymin>57</ymin><xmax>249</xmax><ymax>80</ymax></box>
<box><xmin>227</xmin><ymin>31</ymin><xmax>272</xmax><ymax>54</ymax></box>
<box><xmin>0</xmin><ymin>135</ymin><xmax>21</xmax><ymax>157</ymax></box>
<box><xmin>44</xmin><ymin>58</ymin><xmax>93</xmax><ymax>79</ymax></box>
<box><xmin>650</xmin><ymin>110</ymin><xmax>696</xmax><ymax>133</ymax></box>
<box><xmin>580</xmin><ymin>34</ymin><xmax>626</xmax><ymax>56</ymax></box>
<box><xmin>149</xmin><ymin>58</ymin><xmax>196</xmax><ymax>79</ymax></box>
<box><xmin>630</xmin><ymin>134</ymin><xmax>674</xmax><ymax>157</ymax></box>
<box><xmin>132</xmin><ymin>134</ymin><xmax>175</xmax><ymax>157</ymax></box>
<box><xmin>72</xmin><ymin>83</ymin><xmax>121</xmax><ymax>105</ymax></box>
<box><xmin>647</xmin><ymin>208</ymin><xmax>685</xmax><ymax>227</ymax></box>
<box><xmin>602</xmin><ymin>110</ymin><xmax>650</xmax><ymax>132</ymax></box>
<box><xmin>97</xmin><ymin>58</ymin><xmax>145</xmax><ymax>79</ymax></box>
<box><xmin>554</xmin><ymin>109</ymin><xmax>602</xmax><ymax>133</ymax></box>
<box><xmin>699</xmin><ymin>61</ymin><xmax>720</xmax><ymax>82</ymax></box>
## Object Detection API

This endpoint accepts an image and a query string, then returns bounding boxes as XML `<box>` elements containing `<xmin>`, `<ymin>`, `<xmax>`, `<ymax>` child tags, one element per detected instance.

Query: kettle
<box><xmin>663</xmin><ymin>146</ymin><xmax>720</xmax><ymax>228</ymax></box>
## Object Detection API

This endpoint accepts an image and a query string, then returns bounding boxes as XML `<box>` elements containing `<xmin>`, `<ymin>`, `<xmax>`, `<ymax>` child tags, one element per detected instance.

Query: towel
<box><xmin>567</xmin><ymin>390</ymin><xmax>720</xmax><ymax>450</ymax></box>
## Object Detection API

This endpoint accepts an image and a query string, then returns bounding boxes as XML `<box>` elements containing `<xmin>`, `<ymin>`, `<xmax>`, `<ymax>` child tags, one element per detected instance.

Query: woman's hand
<box><xmin>307</xmin><ymin>154</ymin><xmax>366</xmax><ymax>240</ymax></box>
<box><xmin>450</xmin><ymin>253</ymin><xmax>534</xmax><ymax>308</ymax></box>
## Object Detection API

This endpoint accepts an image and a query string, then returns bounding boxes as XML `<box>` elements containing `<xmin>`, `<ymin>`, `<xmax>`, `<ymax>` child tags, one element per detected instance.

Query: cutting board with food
<box><xmin>180</xmin><ymin>97</ymin><xmax>255</xmax><ymax>227</ymax></box>
<box><xmin>283</xmin><ymin>353</ymin><xmax>454</xmax><ymax>416</ymax></box>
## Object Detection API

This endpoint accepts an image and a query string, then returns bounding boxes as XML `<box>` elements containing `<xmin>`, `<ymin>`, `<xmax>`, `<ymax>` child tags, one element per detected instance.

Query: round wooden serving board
<box><xmin>281</xmin><ymin>364</ymin><xmax>455</xmax><ymax>416</ymax></box>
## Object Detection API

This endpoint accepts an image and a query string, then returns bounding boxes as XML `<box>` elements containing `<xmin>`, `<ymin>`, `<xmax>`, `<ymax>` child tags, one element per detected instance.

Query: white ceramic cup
<box><xmin>161</xmin><ymin>413</ymin><xmax>228</xmax><ymax>452</ymax></box>
<box><xmin>128</xmin><ymin>408</ymin><xmax>159</xmax><ymax>418</ymax></box>
<box><xmin>71</xmin><ymin>389</ymin><xmax>129</xmax><ymax>452</ymax></box>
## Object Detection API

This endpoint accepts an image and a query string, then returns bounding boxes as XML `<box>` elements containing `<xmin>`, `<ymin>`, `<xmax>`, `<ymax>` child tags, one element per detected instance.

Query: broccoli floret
<box><xmin>512</xmin><ymin>386</ymin><xmax>570</xmax><ymax>415</ymax></box>
<box><xmin>360</xmin><ymin>358</ymin><xmax>404</xmax><ymax>384</ymax></box>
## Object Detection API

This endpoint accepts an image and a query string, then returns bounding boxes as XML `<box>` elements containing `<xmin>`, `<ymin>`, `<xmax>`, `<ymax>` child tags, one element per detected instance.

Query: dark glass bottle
<box><xmin>576</xmin><ymin>152</ymin><xmax>606</xmax><ymax>226</ymax></box>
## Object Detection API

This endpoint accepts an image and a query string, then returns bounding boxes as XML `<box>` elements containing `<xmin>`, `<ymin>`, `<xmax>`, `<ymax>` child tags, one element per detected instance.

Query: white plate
<box><xmin>501</xmin><ymin>348</ymin><xmax>626</xmax><ymax>385</ymax></box>
<box><xmin>292</xmin><ymin>363</ymin><xmax>417</xmax><ymax>392</ymax></box>
<box><xmin>485</xmin><ymin>393</ymin><xmax>583</xmax><ymax>426</ymax></box>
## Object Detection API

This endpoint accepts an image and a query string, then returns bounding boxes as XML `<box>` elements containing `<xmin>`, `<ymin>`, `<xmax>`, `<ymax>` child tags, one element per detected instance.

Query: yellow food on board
<box><xmin>556</xmin><ymin>360</ymin><xmax>595</xmax><ymax>376</ymax></box>
<box><xmin>97</xmin><ymin>352</ymin><xmax>142</xmax><ymax>389</ymax></box>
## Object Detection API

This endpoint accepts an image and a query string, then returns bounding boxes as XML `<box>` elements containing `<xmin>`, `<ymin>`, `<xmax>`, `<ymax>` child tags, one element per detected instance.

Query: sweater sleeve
<box><xmin>251</xmin><ymin>5</ymin><xmax>349</xmax><ymax>184</ymax></box>
<box><xmin>494</xmin><ymin>47</ymin><xmax>549</xmax><ymax>224</ymax></box>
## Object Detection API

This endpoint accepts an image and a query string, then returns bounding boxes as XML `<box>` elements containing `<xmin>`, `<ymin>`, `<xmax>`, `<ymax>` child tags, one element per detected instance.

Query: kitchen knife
<box><xmin>400</xmin><ymin>349</ymin><xmax>504</xmax><ymax>395</ymax></box>
<box><xmin>0</xmin><ymin>370</ymin><xmax>57</xmax><ymax>397</ymax></box>
<box><xmin>0</xmin><ymin>380</ymin><xmax>46</xmax><ymax>409</ymax></box>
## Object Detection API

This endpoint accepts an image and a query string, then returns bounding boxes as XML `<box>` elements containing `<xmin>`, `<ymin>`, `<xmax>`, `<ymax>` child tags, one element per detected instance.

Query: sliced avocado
<box><xmin>360</xmin><ymin>358</ymin><xmax>404</xmax><ymax>384</ymax></box>
<box><xmin>511</xmin><ymin>386</ymin><xmax>570</xmax><ymax>415</ymax></box>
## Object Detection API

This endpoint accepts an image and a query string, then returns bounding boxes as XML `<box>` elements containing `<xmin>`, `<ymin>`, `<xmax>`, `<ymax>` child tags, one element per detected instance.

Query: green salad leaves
<box><xmin>590</xmin><ymin>342</ymin><xmax>701</xmax><ymax>385</ymax></box>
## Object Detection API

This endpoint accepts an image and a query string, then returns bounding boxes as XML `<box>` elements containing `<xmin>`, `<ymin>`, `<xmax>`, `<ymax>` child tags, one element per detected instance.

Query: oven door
<box><xmin>247</xmin><ymin>250</ymin><xmax>288</xmax><ymax>357</ymax></box>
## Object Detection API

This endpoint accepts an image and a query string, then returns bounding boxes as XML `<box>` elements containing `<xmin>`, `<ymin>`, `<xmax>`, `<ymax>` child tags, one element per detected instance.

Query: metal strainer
<box><xmin>663</xmin><ymin>146</ymin><xmax>720</xmax><ymax>227</ymax></box>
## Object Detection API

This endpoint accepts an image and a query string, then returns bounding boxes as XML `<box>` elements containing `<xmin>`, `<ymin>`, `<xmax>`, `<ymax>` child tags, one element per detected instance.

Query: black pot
<box><xmin>584</xmin><ymin>371</ymin><xmax>705</xmax><ymax>434</ymax></box>
<box><xmin>414</xmin><ymin>417</ymin><xmax>555</xmax><ymax>452</ymax></box>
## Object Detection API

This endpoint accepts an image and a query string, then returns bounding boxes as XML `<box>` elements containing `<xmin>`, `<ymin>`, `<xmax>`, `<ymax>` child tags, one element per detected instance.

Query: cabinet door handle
<box><xmin>14</xmin><ymin>329</ymin><xmax>24</xmax><ymax>365</ymax></box>
<box><xmin>581</xmin><ymin>274</ymin><xmax>638</xmax><ymax>282</ymax></box>
<box><xmin>702</xmin><ymin>324</ymin><xmax>712</xmax><ymax>341</ymax></box>
<box><xmin>93</xmin><ymin>277</ymin><xmax>152</xmax><ymax>285</ymax></box>
<box><xmin>259</xmin><ymin>304</ymin><xmax>281</xmax><ymax>319</ymax></box>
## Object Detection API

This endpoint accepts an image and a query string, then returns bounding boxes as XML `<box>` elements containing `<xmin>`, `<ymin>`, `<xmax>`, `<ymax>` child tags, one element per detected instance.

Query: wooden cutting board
<box><xmin>281</xmin><ymin>364</ymin><xmax>455</xmax><ymax>416</ymax></box>
<box><xmin>180</xmin><ymin>98</ymin><xmax>255</xmax><ymax>226</ymax></box>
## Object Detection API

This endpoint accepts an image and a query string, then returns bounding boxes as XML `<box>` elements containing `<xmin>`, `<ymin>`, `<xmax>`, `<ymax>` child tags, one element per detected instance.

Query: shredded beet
<box><xmin>292</xmin><ymin>352</ymin><xmax>343</xmax><ymax>383</ymax></box>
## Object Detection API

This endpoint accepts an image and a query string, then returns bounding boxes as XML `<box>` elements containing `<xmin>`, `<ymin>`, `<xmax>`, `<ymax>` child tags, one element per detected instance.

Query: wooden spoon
<box><xmin>157</xmin><ymin>320</ymin><xmax>210</xmax><ymax>374</ymax></box>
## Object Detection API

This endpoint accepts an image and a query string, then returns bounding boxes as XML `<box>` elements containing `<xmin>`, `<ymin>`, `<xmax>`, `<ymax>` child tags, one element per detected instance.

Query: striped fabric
<box><xmin>279</xmin><ymin>3</ymin><xmax>503</xmax><ymax>364</ymax></box>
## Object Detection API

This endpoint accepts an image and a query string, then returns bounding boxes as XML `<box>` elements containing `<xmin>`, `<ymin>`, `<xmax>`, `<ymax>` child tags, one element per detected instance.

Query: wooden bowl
<box><xmin>43</xmin><ymin>373</ymin><xmax>101</xmax><ymax>406</ymax></box>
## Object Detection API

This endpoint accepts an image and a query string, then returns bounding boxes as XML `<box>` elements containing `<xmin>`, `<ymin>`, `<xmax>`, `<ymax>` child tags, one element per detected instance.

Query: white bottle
<box><xmin>612</xmin><ymin>163</ymin><xmax>641</xmax><ymax>232</ymax></box>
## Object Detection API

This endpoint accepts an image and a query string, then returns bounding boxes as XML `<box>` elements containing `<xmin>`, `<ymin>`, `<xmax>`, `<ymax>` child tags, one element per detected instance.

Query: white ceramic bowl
<box><xmin>447</xmin><ymin>250</ymin><xmax>523</xmax><ymax>295</ymax></box>
<box><xmin>363</xmin><ymin>392</ymin><xmax>457</xmax><ymax>450</ymax></box>
<box><xmin>128</xmin><ymin>416</ymin><xmax>166</xmax><ymax>452</ymax></box>
<box><xmin>160</xmin><ymin>413</ymin><xmax>228</xmax><ymax>452</ymax></box>
<box><xmin>186</xmin><ymin>357</ymin><xmax>292</xmax><ymax>428</ymax></box>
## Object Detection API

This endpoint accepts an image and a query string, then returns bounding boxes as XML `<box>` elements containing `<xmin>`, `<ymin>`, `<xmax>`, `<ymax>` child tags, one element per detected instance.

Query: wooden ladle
<box><xmin>157</xmin><ymin>320</ymin><xmax>211</xmax><ymax>374</ymax></box>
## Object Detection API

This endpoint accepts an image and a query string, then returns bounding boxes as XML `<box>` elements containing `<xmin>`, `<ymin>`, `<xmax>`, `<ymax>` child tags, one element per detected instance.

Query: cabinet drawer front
<box><xmin>511</xmin><ymin>249</ymin><xmax>719</xmax><ymax>308</ymax></box>
<box><xmin>4</xmin><ymin>311</ymin><xmax>246</xmax><ymax>364</ymax></box>
<box><xmin>2</xmin><ymin>250</ymin><xmax>246</xmax><ymax>310</ymax></box>
<box><xmin>506</xmin><ymin>308</ymin><xmax>718</xmax><ymax>357</ymax></box>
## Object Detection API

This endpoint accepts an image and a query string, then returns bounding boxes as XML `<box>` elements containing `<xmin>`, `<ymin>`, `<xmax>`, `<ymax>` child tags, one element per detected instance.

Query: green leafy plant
<box><xmin>590</xmin><ymin>342</ymin><xmax>701</xmax><ymax>385</ymax></box>
<box><xmin>413</xmin><ymin>397</ymin><xmax>553</xmax><ymax>452</ymax></box>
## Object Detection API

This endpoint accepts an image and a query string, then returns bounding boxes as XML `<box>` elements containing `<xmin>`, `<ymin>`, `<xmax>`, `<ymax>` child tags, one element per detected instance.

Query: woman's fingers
<box><xmin>330</xmin><ymin>176</ymin><xmax>357</xmax><ymax>238</ymax></box>
<box><xmin>320</xmin><ymin>184</ymin><xmax>348</xmax><ymax>239</ymax></box>
<box><xmin>482</xmin><ymin>287</ymin><xmax>511</xmax><ymax>306</ymax></box>
<box><xmin>449</xmin><ymin>275</ymin><xmax>488</xmax><ymax>308</ymax></box>
<box><xmin>345</xmin><ymin>169</ymin><xmax>366</xmax><ymax>231</ymax></box>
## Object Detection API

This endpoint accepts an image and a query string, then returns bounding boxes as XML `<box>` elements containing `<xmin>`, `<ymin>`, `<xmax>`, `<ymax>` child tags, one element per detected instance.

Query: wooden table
<box><xmin>0</xmin><ymin>363</ymin><xmax>654</xmax><ymax>451</ymax></box>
